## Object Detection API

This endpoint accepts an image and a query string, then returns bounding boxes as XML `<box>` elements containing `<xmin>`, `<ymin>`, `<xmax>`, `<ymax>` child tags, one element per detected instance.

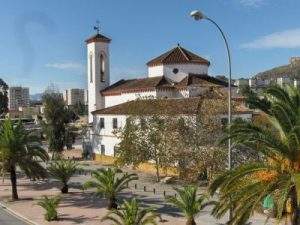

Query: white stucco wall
<box><xmin>148</xmin><ymin>65</ymin><xmax>164</xmax><ymax>77</ymax></box>
<box><xmin>104</xmin><ymin>88</ymin><xmax>196</xmax><ymax>108</ymax></box>
<box><xmin>104</xmin><ymin>91</ymin><xmax>157</xmax><ymax>108</ymax></box>
<box><xmin>148</xmin><ymin>63</ymin><xmax>208</xmax><ymax>82</ymax></box>
<box><xmin>92</xmin><ymin>115</ymin><xmax>126</xmax><ymax>156</ymax></box>
<box><xmin>87</xmin><ymin>41</ymin><xmax>110</xmax><ymax>123</ymax></box>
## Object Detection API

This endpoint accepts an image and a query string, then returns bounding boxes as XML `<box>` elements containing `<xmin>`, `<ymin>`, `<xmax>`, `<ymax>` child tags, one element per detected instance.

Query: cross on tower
<box><xmin>94</xmin><ymin>20</ymin><xmax>100</xmax><ymax>34</ymax></box>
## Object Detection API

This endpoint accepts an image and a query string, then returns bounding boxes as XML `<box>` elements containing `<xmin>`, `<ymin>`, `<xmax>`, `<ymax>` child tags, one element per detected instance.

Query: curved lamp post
<box><xmin>190</xmin><ymin>9</ymin><xmax>233</xmax><ymax>218</ymax></box>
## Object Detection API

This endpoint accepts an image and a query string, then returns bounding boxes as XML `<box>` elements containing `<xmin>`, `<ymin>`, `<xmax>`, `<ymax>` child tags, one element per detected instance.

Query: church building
<box><xmin>86</xmin><ymin>30</ymin><xmax>252</xmax><ymax>158</ymax></box>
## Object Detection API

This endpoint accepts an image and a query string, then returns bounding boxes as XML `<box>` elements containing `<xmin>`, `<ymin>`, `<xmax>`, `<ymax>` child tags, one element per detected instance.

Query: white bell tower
<box><xmin>86</xmin><ymin>26</ymin><xmax>111</xmax><ymax>123</ymax></box>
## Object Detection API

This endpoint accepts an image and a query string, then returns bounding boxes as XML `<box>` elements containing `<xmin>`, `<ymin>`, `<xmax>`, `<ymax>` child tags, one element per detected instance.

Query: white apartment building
<box><xmin>63</xmin><ymin>88</ymin><xmax>86</xmax><ymax>106</ymax></box>
<box><xmin>8</xmin><ymin>86</ymin><xmax>30</xmax><ymax>111</ymax></box>
<box><xmin>234</xmin><ymin>78</ymin><xmax>249</xmax><ymax>87</ymax></box>
<box><xmin>84</xmin><ymin>90</ymin><xmax>88</xmax><ymax>105</ymax></box>
<box><xmin>276</xmin><ymin>77</ymin><xmax>292</xmax><ymax>86</ymax></box>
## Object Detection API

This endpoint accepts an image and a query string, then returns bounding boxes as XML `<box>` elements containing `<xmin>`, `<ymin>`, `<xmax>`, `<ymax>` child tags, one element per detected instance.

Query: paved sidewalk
<box><xmin>0</xmin><ymin>206</ymin><xmax>28</xmax><ymax>225</ymax></box>
<box><xmin>0</xmin><ymin>162</ymin><xmax>278</xmax><ymax>225</ymax></box>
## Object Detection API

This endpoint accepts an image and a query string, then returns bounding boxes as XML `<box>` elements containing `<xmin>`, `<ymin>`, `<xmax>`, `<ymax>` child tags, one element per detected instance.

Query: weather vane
<box><xmin>94</xmin><ymin>20</ymin><xmax>100</xmax><ymax>34</ymax></box>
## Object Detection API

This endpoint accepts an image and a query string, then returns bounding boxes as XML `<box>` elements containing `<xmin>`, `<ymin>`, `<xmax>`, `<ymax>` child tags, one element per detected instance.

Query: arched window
<box><xmin>100</xmin><ymin>54</ymin><xmax>105</xmax><ymax>82</ymax></box>
<box><xmin>89</xmin><ymin>54</ymin><xmax>93</xmax><ymax>83</ymax></box>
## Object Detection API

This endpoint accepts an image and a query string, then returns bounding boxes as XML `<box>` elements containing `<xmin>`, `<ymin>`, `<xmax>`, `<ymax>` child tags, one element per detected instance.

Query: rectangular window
<box><xmin>112</xmin><ymin>118</ymin><xmax>118</xmax><ymax>129</ymax></box>
<box><xmin>101</xmin><ymin>145</ymin><xmax>105</xmax><ymax>155</ymax></box>
<box><xmin>100</xmin><ymin>118</ymin><xmax>105</xmax><ymax>129</ymax></box>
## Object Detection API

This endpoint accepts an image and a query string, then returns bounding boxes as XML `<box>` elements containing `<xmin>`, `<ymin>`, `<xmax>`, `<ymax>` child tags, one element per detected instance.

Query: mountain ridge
<box><xmin>254</xmin><ymin>62</ymin><xmax>300</xmax><ymax>80</ymax></box>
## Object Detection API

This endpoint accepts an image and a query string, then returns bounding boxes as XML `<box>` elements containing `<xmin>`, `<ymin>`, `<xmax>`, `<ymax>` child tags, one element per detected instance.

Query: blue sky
<box><xmin>1</xmin><ymin>0</ymin><xmax>300</xmax><ymax>94</ymax></box>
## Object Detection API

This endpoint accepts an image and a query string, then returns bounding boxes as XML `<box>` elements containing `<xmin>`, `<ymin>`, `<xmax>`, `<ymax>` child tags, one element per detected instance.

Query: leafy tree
<box><xmin>42</xmin><ymin>92</ymin><xmax>78</xmax><ymax>157</ymax></box>
<box><xmin>167</xmin><ymin>185</ymin><xmax>214</xmax><ymax>225</ymax></box>
<box><xmin>115</xmin><ymin>92</ymin><xmax>234</xmax><ymax>183</ymax></box>
<box><xmin>47</xmin><ymin>159</ymin><xmax>80</xmax><ymax>193</ymax></box>
<box><xmin>115</xmin><ymin>98</ymin><xmax>178</xmax><ymax>182</ymax></box>
<box><xmin>101</xmin><ymin>198</ymin><xmax>158</xmax><ymax>225</ymax></box>
<box><xmin>240</xmin><ymin>85</ymin><xmax>271</xmax><ymax>113</ymax></box>
<box><xmin>115</xmin><ymin>89</ymin><xmax>257</xmax><ymax>183</ymax></box>
<box><xmin>37</xmin><ymin>195</ymin><xmax>61</xmax><ymax>221</ymax></box>
<box><xmin>210</xmin><ymin>85</ymin><xmax>300</xmax><ymax>225</ymax></box>
<box><xmin>139</xmin><ymin>115</ymin><xmax>175</xmax><ymax>182</ymax></box>
<box><xmin>0</xmin><ymin>78</ymin><xmax>8</xmax><ymax>117</ymax></box>
<box><xmin>0</xmin><ymin>119</ymin><xmax>49</xmax><ymax>200</ymax></box>
<box><xmin>114</xmin><ymin>117</ymin><xmax>146</xmax><ymax>168</ymax></box>
<box><xmin>83</xmin><ymin>168</ymin><xmax>138</xmax><ymax>209</ymax></box>
<box><xmin>71</xmin><ymin>102</ymin><xmax>88</xmax><ymax>116</ymax></box>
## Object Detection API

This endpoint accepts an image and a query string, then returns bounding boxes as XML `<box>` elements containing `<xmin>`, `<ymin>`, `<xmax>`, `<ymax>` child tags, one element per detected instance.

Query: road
<box><xmin>0</xmin><ymin>206</ymin><xmax>28</xmax><ymax>225</ymax></box>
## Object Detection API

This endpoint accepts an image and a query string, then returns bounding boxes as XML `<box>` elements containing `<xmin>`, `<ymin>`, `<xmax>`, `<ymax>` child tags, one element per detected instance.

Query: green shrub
<box><xmin>47</xmin><ymin>159</ymin><xmax>80</xmax><ymax>193</ymax></box>
<box><xmin>37</xmin><ymin>195</ymin><xmax>61</xmax><ymax>221</ymax></box>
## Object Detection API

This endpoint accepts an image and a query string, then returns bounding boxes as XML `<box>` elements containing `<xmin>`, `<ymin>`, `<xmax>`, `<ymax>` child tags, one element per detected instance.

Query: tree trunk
<box><xmin>154</xmin><ymin>154</ymin><xmax>160</xmax><ymax>182</ymax></box>
<box><xmin>10</xmin><ymin>165</ymin><xmax>18</xmax><ymax>200</ymax></box>
<box><xmin>291</xmin><ymin>186</ymin><xmax>300</xmax><ymax>225</ymax></box>
<box><xmin>107</xmin><ymin>197</ymin><xmax>118</xmax><ymax>210</ymax></box>
<box><xmin>61</xmin><ymin>184</ymin><xmax>68</xmax><ymax>193</ymax></box>
<box><xmin>186</xmin><ymin>217</ymin><xmax>196</xmax><ymax>225</ymax></box>
<box><xmin>155</xmin><ymin>162</ymin><xmax>160</xmax><ymax>182</ymax></box>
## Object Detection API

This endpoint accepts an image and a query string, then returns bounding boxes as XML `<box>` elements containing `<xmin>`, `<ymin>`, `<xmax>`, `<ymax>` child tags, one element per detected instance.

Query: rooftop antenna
<box><xmin>94</xmin><ymin>20</ymin><xmax>100</xmax><ymax>34</ymax></box>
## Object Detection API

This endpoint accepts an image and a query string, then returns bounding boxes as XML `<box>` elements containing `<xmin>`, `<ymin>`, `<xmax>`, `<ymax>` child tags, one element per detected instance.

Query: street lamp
<box><xmin>190</xmin><ymin>9</ymin><xmax>233</xmax><ymax>217</ymax></box>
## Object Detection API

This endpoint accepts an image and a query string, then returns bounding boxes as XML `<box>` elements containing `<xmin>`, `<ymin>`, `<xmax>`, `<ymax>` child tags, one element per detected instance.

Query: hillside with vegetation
<box><xmin>255</xmin><ymin>63</ymin><xmax>300</xmax><ymax>80</ymax></box>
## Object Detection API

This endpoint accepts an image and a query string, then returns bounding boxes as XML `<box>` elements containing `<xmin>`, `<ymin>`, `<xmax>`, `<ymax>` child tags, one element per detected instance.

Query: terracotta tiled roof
<box><xmin>146</xmin><ymin>45</ymin><xmax>210</xmax><ymax>66</ymax></box>
<box><xmin>101</xmin><ymin>74</ymin><xmax>228</xmax><ymax>96</ymax></box>
<box><xmin>92</xmin><ymin>97</ymin><xmax>204</xmax><ymax>115</ymax></box>
<box><xmin>176</xmin><ymin>74</ymin><xmax>228</xmax><ymax>87</ymax></box>
<box><xmin>101</xmin><ymin>77</ymin><xmax>164</xmax><ymax>96</ymax></box>
<box><xmin>85</xmin><ymin>33</ymin><xmax>111</xmax><ymax>44</ymax></box>
<box><xmin>92</xmin><ymin>92</ymin><xmax>252</xmax><ymax>116</ymax></box>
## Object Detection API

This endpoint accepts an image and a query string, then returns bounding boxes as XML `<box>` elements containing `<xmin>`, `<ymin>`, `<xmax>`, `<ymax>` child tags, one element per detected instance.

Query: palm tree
<box><xmin>47</xmin><ymin>159</ymin><xmax>80</xmax><ymax>193</ymax></box>
<box><xmin>209</xmin><ymin>85</ymin><xmax>300</xmax><ymax>225</ymax></box>
<box><xmin>0</xmin><ymin>119</ymin><xmax>49</xmax><ymax>200</ymax></box>
<box><xmin>37</xmin><ymin>195</ymin><xmax>61</xmax><ymax>221</ymax></box>
<box><xmin>166</xmin><ymin>185</ymin><xmax>213</xmax><ymax>225</ymax></box>
<box><xmin>101</xmin><ymin>198</ymin><xmax>158</xmax><ymax>225</ymax></box>
<box><xmin>83</xmin><ymin>168</ymin><xmax>138</xmax><ymax>209</ymax></box>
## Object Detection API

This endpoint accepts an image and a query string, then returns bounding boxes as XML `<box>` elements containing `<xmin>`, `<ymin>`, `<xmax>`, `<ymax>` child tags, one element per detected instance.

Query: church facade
<box><xmin>86</xmin><ymin>31</ymin><xmax>252</xmax><ymax>157</ymax></box>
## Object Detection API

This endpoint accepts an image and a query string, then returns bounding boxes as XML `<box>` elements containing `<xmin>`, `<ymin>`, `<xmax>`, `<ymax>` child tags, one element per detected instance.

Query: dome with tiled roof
<box><xmin>146</xmin><ymin>44</ymin><xmax>210</xmax><ymax>66</ymax></box>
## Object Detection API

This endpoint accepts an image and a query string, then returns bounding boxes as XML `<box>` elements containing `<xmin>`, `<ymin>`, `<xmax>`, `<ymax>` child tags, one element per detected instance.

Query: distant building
<box><xmin>18</xmin><ymin>106</ymin><xmax>42</xmax><ymax>118</ymax></box>
<box><xmin>277</xmin><ymin>77</ymin><xmax>291</xmax><ymax>86</ymax></box>
<box><xmin>294</xmin><ymin>80</ymin><xmax>300</xmax><ymax>88</ymax></box>
<box><xmin>8</xmin><ymin>86</ymin><xmax>30</xmax><ymax>111</ymax></box>
<box><xmin>63</xmin><ymin>88</ymin><xmax>86</xmax><ymax>106</ymax></box>
<box><xmin>84</xmin><ymin>90</ymin><xmax>88</xmax><ymax>105</ymax></box>
<box><xmin>290</xmin><ymin>57</ymin><xmax>300</xmax><ymax>67</ymax></box>
<box><xmin>234</xmin><ymin>78</ymin><xmax>249</xmax><ymax>87</ymax></box>
<box><xmin>248</xmin><ymin>78</ymin><xmax>256</xmax><ymax>88</ymax></box>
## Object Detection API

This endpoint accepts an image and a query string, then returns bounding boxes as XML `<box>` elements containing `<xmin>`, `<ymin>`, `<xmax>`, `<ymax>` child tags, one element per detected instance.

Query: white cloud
<box><xmin>239</xmin><ymin>0</ymin><xmax>266</xmax><ymax>7</ymax></box>
<box><xmin>45</xmin><ymin>62</ymin><xmax>84</xmax><ymax>70</ymax></box>
<box><xmin>241</xmin><ymin>28</ymin><xmax>300</xmax><ymax>49</ymax></box>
